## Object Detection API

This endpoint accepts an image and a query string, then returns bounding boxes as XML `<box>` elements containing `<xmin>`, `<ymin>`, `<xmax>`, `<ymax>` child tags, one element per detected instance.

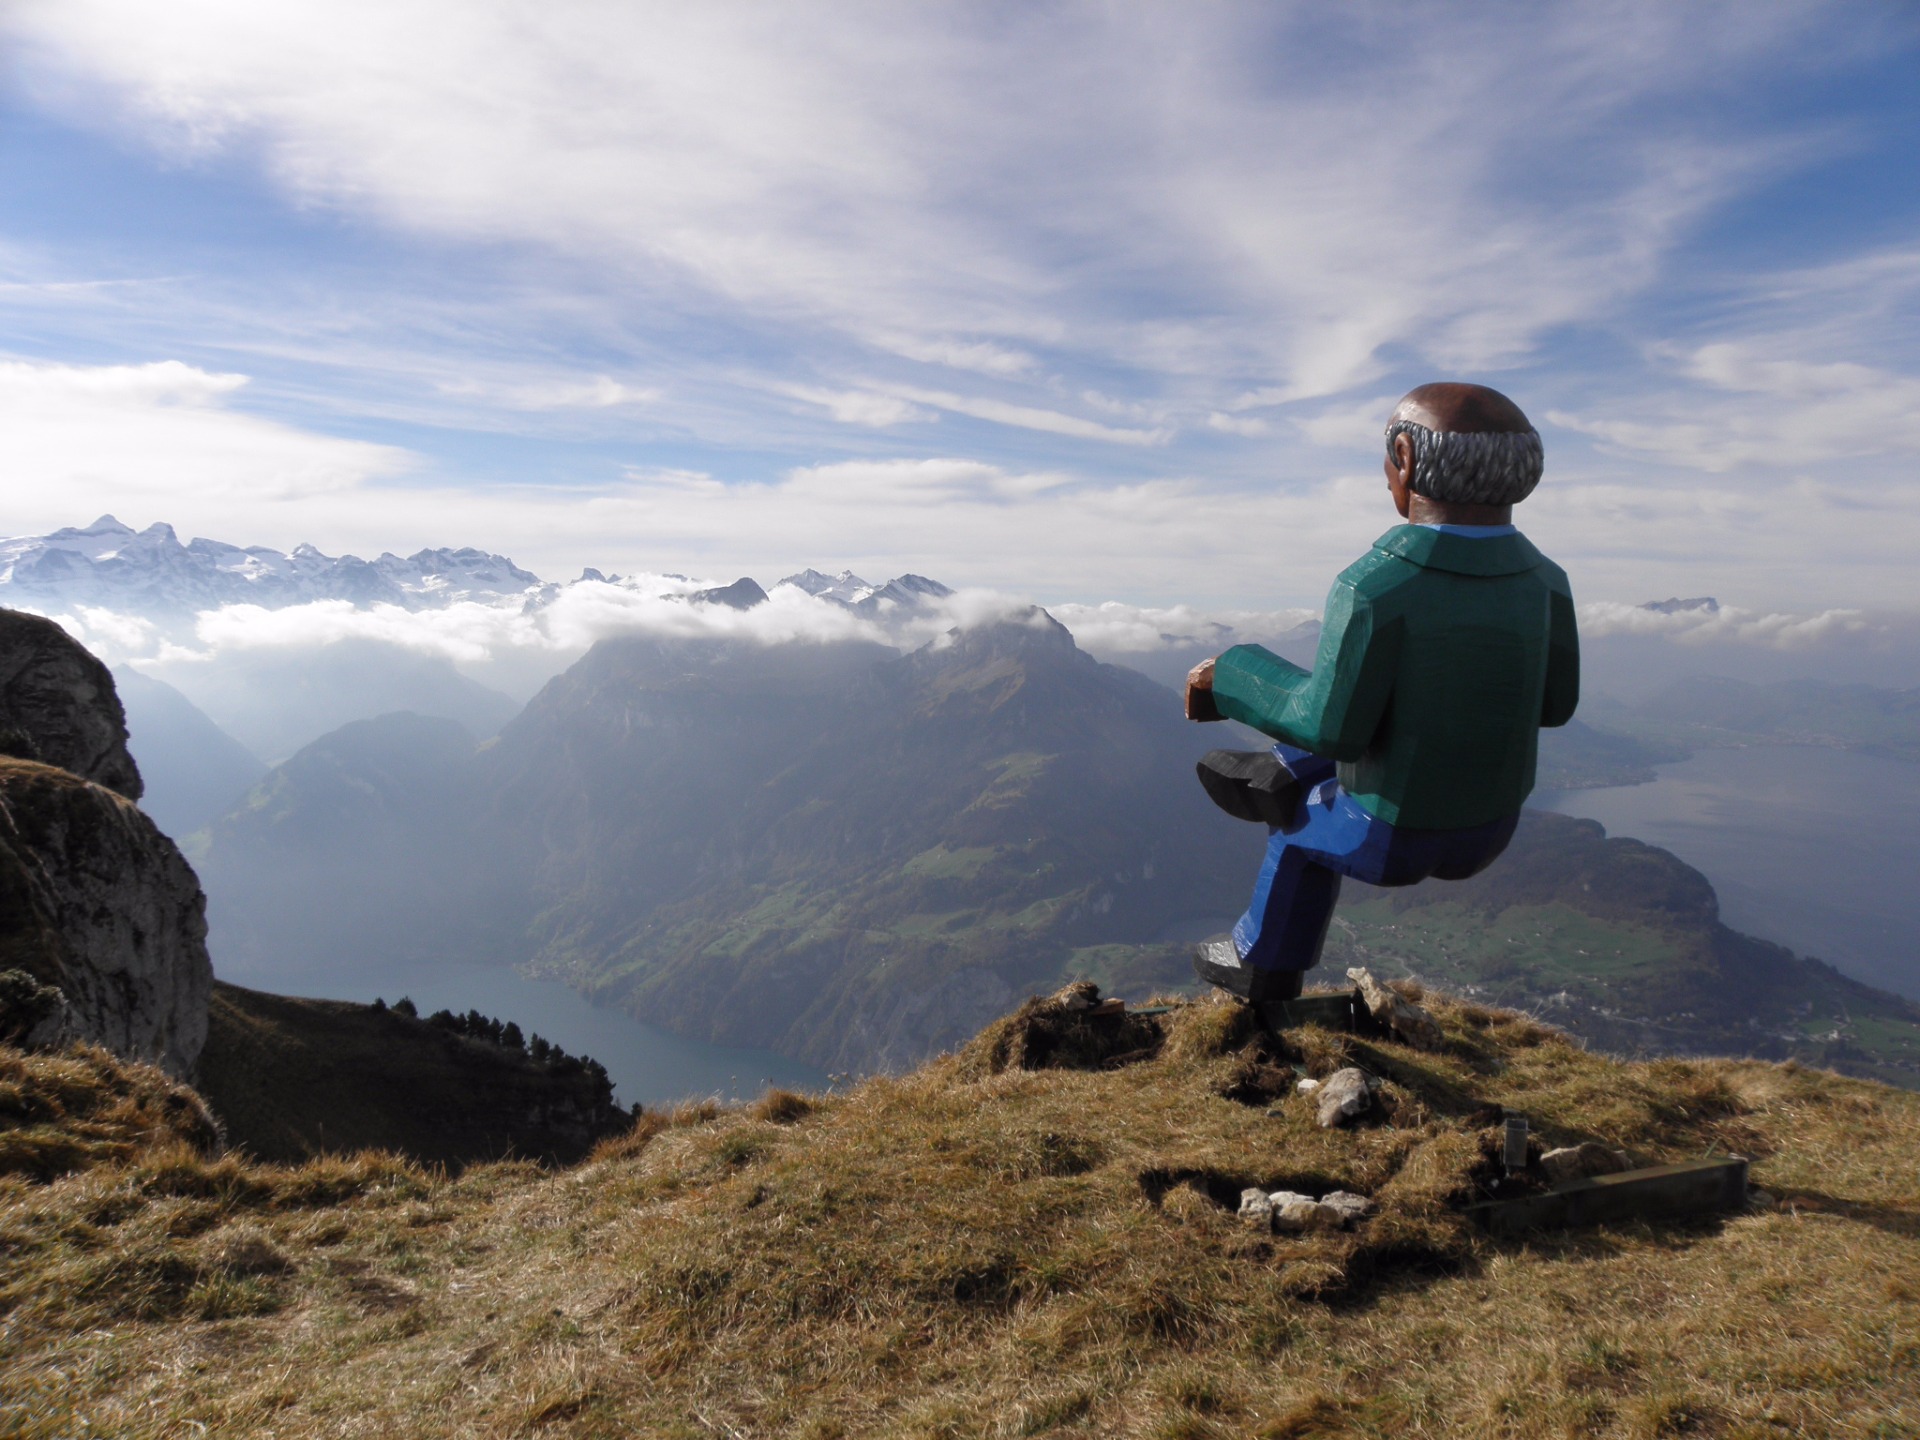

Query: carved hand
<box><xmin>1184</xmin><ymin>658</ymin><xmax>1220</xmax><ymax>722</ymax></box>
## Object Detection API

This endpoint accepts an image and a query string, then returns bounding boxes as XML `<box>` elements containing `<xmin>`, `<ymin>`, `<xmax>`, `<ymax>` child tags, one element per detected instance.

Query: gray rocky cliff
<box><xmin>0</xmin><ymin>759</ymin><xmax>212</xmax><ymax>1077</ymax></box>
<box><xmin>0</xmin><ymin>608</ymin><xmax>210</xmax><ymax>1077</ymax></box>
<box><xmin>0</xmin><ymin>608</ymin><xmax>143</xmax><ymax>799</ymax></box>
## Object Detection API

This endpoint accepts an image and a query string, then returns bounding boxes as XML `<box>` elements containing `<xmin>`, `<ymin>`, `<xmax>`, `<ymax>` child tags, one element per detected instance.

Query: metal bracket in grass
<box><xmin>1462</xmin><ymin>1157</ymin><xmax>1749</xmax><ymax>1235</ymax></box>
<box><xmin>1251</xmin><ymin>988</ymin><xmax>1395</xmax><ymax>1040</ymax></box>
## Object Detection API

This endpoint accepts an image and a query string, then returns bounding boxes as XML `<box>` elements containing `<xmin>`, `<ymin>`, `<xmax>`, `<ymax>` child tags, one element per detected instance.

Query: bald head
<box><xmin>1384</xmin><ymin>381</ymin><xmax>1542</xmax><ymax>511</ymax></box>
<box><xmin>1389</xmin><ymin>382</ymin><xmax>1533</xmax><ymax>436</ymax></box>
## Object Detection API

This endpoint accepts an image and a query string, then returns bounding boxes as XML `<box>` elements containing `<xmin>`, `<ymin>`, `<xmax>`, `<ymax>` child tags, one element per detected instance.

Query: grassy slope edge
<box><xmin>196</xmin><ymin>981</ymin><xmax>632</xmax><ymax>1168</ymax></box>
<box><xmin>3</xmin><ymin>984</ymin><xmax>1917</xmax><ymax>1439</ymax></box>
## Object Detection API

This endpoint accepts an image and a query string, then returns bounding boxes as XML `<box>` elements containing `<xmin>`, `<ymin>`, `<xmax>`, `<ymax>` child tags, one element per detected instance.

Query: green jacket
<box><xmin>1211</xmin><ymin>526</ymin><xmax>1578</xmax><ymax>830</ymax></box>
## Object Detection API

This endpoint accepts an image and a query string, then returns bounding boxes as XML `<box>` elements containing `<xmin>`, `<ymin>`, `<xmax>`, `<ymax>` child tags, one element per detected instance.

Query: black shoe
<box><xmin>1196</xmin><ymin>749</ymin><xmax>1302</xmax><ymax>827</ymax></box>
<box><xmin>1191</xmin><ymin>937</ymin><xmax>1304</xmax><ymax>1003</ymax></box>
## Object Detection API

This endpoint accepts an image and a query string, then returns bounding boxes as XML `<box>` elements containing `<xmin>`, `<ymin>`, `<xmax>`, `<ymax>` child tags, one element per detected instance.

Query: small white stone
<box><xmin>1237</xmin><ymin>1188</ymin><xmax>1274</xmax><ymax>1227</ymax></box>
<box><xmin>1274</xmin><ymin>1199</ymin><xmax>1345</xmax><ymax>1233</ymax></box>
<box><xmin>1318</xmin><ymin>1191</ymin><xmax>1375</xmax><ymax>1225</ymax></box>
<box><xmin>1295</xmin><ymin>1077</ymin><xmax>1321</xmax><ymax>1094</ymax></box>
<box><xmin>1315</xmin><ymin>1067</ymin><xmax>1372</xmax><ymax>1128</ymax></box>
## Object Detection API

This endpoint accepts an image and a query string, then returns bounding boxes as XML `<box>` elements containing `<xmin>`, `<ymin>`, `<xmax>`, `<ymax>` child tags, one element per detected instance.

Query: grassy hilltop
<box><xmin>4</xmin><ymin>985</ymin><xmax>1917</xmax><ymax>1439</ymax></box>
<box><xmin>196</xmin><ymin>981</ymin><xmax>633</xmax><ymax>1167</ymax></box>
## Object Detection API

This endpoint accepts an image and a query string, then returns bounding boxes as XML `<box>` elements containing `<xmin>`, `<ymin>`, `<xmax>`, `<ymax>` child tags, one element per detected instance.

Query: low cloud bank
<box><xmin>42</xmin><ymin>584</ymin><xmax>1909</xmax><ymax>683</ymax></box>
<box><xmin>1049</xmin><ymin>601</ymin><xmax>1317</xmax><ymax>656</ymax></box>
<box><xmin>1576</xmin><ymin>600</ymin><xmax>1872</xmax><ymax>650</ymax></box>
<box><xmin>42</xmin><ymin>574</ymin><xmax>1059</xmax><ymax>689</ymax></box>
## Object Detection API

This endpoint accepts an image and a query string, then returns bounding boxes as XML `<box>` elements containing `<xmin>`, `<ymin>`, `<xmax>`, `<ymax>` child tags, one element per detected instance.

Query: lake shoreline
<box><xmin>1539</xmin><ymin>742</ymin><xmax>1920</xmax><ymax>1003</ymax></box>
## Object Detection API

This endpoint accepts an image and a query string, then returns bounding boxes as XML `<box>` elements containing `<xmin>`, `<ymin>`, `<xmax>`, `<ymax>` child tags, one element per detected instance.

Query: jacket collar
<box><xmin>1372</xmin><ymin>524</ymin><xmax>1544</xmax><ymax>577</ymax></box>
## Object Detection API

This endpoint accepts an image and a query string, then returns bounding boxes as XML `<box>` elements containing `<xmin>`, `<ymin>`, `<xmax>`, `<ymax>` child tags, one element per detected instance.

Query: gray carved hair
<box><xmin>1384</xmin><ymin>421</ymin><xmax>1543</xmax><ymax>506</ymax></box>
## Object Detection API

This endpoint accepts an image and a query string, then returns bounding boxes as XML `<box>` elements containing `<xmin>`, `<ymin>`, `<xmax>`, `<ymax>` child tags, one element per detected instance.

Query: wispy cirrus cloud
<box><xmin>434</xmin><ymin>374</ymin><xmax>659</xmax><ymax>413</ymax></box>
<box><xmin>1550</xmin><ymin>342</ymin><xmax>1920</xmax><ymax>473</ymax></box>
<box><xmin>2</xmin><ymin>1</ymin><xmax>1919</xmax><ymax>620</ymax></box>
<box><xmin>4</xmin><ymin>2</ymin><xmax>1870</xmax><ymax>415</ymax></box>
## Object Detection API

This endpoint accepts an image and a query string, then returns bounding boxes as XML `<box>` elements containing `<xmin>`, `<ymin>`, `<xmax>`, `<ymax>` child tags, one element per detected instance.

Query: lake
<box><xmin>205</xmin><ymin>743</ymin><xmax>1918</xmax><ymax>1099</ymax></box>
<box><xmin>218</xmin><ymin>956</ymin><xmax>828</xmax><ymax>1109</ymax></box>
<box><xmin>1540</xmin><ymin>745</ymin><xmax>1920</xmax><ymax>1002</ymax></box>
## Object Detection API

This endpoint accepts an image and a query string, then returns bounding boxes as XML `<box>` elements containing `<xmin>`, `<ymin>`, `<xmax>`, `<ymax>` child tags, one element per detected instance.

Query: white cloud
<box><xmin>1576</xmin><ymin>600</ymin><xmax>1871</xmax><ymax>649</ymax></box>
<box><xmin>0</xmin><ymin>358</ymin><xmax>413</xmax><ymax>518</ymax></box>
<box><xmin>874</xmin><ymin>335</ymin><xmax>1037</xmax><ymax>377</ymax></box>
<box><xmin>49</xmin><ymin>605</ymin><xmax>161</xmax><ymax>657</ymax></box>
<box><xmin>6</xmin><ymin>1</ymin><xmax>1849</xmax><ymax>404</ymax></box>
<box><xmin>436</xmin><ymin>374</ymin><xmax>659</xmax><ymax>411</ymax></box>
<box><xmin>1289</xmin><ymin>394</ymin><xmax>1400</xmax><ymax>449</ymax></box>
<box><xmin>1549</xmin><ymin>343</ymin><xmax>1920</xmax><ymax>472</ymax></box>
<box><xmin>62</xmin><ymin>575</ymin><xmax>1074</xmax><ymax>691</ymax></box>
<box><xmin>1205</xmin><ymin>412</ymin><xmax>1268</xmax><ymax>438</ymax></box>
<box><xmin>1049</xmin><ymin>600</ymin><xmax>1315</xmax><ymax>655</ymax></box>
<box><xmin>880</xmin><ymin>386</ymin><xmax>1173</xmax><ymax>445</ymax></box>
<box><xmin>782</xmin><ymin>386</ymin><xmax>934</xmax><ymax>428</ymax></box>
<box><xmin>7</xmin><ymin>2</ymin><xmax>1920</xmax><ymax>617</ymax></box>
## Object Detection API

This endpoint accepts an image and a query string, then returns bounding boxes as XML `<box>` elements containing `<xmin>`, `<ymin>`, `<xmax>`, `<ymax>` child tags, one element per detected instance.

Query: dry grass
<box><xmin>2</xmin><ymin>986</ymin><xmax>1917</xmax><ymax>1438</ymax></box>
<box><xmin>0</xmin><ymin>1042</ymin><xmax>220</xmax><ymax>1181</ymax></box>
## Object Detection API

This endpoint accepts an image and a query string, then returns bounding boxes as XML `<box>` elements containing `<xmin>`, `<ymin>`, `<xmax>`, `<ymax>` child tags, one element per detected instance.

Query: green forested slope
<box><xmin>195</xmin><ymin>625</ymin><xmax>1920</xmax><ymax>1082</ymax></box>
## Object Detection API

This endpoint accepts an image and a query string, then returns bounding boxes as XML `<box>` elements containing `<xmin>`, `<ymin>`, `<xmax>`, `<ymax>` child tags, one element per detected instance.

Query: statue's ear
<box><xmin>1385</xmin><ymin>432</ymin><xmax>1416</xmax><ymax>517</ymax></box>
<box><xmin>1391</xmin><ymin>431</ymin><xmax>1416</xmax><ymax>482</ymax></box>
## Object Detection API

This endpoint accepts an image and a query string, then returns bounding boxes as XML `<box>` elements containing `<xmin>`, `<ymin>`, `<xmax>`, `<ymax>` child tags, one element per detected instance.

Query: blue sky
<box><xmin>3</xmin><ymin>1</ymin><xmax>1919</xmax><ymax>613</ymax></box>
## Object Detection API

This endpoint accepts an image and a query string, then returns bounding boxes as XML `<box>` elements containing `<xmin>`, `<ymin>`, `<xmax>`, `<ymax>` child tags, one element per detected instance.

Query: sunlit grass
<box><xmin>2</xmin><ymin>987</ymin><xmax>1916</xmax><ymax>1437</ymax></box>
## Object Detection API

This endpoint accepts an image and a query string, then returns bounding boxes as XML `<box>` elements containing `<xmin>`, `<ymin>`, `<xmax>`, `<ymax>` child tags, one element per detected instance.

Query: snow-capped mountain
<box><xmin>0</xmin><ymin>516</ymin><xmax>545</xmax><ymax>615</ymax></box>
<box><xmin>0</xmin><ymin>518</ymin><xmax>957</xmax><ymax>627</ymax></box>
<box><xmin>775</xmin><ymin>568</ymin><xmax>953</xmax><ymax>614</ymax></box>
<box><xmin>777</xmin><ymin>567</ymin><xmax>870</xmax><ymax>604</ymax></box>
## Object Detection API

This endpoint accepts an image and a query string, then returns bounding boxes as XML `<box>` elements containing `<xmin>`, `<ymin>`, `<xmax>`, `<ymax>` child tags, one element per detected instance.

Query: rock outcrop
<box><xmin>0</xmin><ymin>609</ymin><xmax>143</xmax><ymax>800</ymax></box>
<box><xmin>0</xmin><ymin>758</ymin><xmax>212</xmax><ymax>1077</ymax></box>
<box><xmin>0</xmin><ymin>612</ymin><xmax>209</xmax><ymax>1077</ymax></box>
<box><xmin>1347</xmin><ymin>966</ymin><xmax>1445</xmax><ymax>1052</ymax></box>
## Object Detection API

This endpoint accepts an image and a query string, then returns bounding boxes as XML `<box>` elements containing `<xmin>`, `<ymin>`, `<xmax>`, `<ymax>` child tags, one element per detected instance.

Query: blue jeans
<box><xmin>1232</xmin><ymin>743</ymin><xmax>1519</xmax><ymax>973</ymax></box>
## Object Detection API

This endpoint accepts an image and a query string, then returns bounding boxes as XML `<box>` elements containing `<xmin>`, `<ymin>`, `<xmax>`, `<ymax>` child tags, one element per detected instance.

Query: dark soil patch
<box><xmin>960</xmin><ymin>984</ymin><xmax>1168</xmax><ymax>1075</ymax></box>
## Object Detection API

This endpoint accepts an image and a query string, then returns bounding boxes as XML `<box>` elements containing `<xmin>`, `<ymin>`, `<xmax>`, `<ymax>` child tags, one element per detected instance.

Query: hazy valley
<box><xmin>7</xmin><ymin>516</ymin><xmax>1918</xmax><ymax>1096</ymax></box>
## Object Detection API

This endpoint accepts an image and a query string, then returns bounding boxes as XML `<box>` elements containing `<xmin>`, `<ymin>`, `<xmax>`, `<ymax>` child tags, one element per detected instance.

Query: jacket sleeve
<box><xmin>1211</xmin><ymin>576</ymin><xmax>1400</xmax><ymax>760</ymax></box>
<box><xmin>1540</xmin><ymin>573</ymin><xmax>1579</xmax><ymax>729</ymax></box>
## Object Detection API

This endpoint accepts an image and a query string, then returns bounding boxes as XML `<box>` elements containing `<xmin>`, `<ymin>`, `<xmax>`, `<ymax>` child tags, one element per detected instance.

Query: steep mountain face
<box><xmin>197</xmin><ymin>712</ymin><xmax>510</xmax><ymax>978</ymax></box>
<box><xmin>0</xmin><ymin>760</ymin><xmax>211</xmax><ymax>1078</ymax></box>
<box><xmin>197</xmin><ymin>618</ymin><xmax>1250</xmax><ymax>1069</ymax></box>
<box><xmin>142</xmin><ymin>638</ymin><xmax>521</xmax><ymax>764</ymax></box>
<box><xmin>483</xmin><ymin>614</ymin><xmax>1249</xmax><ymax>1069</ymax></box>
<box><xmin>191</xmin><ymin>614</ymin><xmax>1920</xmax><ymax>1084</ymax></box>
<box><xmin>0</xmin><ymin>609</ymin><xmax>142</xmax><ymax>799</ymax></box>
<box><xmin>0</xmin><ymin>610</ymin><xmax>211</xmax><ymax>1076</ymax></box>
<box><xmin>112</xmin><ymin>669</ymin><xmax>266</xmax><ymax>838</ymax></box>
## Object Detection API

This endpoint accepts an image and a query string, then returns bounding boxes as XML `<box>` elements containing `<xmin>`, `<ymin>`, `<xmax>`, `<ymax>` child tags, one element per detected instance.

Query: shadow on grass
<box><xmin>1774</xmin><ymin>1189</ymin><xmax>1920</xmax><ymax>1238</ymax></box>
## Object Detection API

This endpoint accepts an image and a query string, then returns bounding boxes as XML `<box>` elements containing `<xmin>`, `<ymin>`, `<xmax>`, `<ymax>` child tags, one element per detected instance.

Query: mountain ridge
<box><xmin>0</xmin><ymin>516</ymin><xmax>961</xmax><ymax>629</ymax></box>
<box><xmin>0</xmin><ymin>515</ymin><xmax>544</xmax><ymax>615</ymax></box>
<box><xmin>192</xmin><ymin>617</ymin><xmax>1920</xmax><ymax>1083</ymax></box>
